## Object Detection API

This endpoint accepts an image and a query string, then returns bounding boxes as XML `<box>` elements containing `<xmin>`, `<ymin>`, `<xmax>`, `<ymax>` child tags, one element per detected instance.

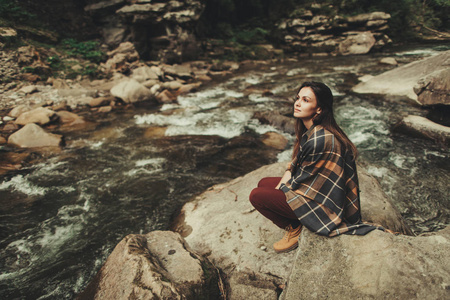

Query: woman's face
<box><xmin>293</xmin><ymin>87</ymin><xmax>322</xmax><ymax>122</ymax></box>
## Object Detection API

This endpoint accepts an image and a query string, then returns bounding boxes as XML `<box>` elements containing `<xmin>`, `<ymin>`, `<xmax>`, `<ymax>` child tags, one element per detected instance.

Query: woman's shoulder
<box><xmin>303</xmin><ymin>125</ymin><xmax>336</xmax><ymax>151</ymax></box>
<box><xmin>307</xmin><ymin>125</ymin><xmax>336</xmax><ymax>143</ymax></box>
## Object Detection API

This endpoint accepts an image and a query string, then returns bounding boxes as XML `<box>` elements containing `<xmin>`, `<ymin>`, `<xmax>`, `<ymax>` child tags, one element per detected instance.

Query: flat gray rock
<box><xmin>352</xmin><ymin>50</ymin><xmax>450</xmax><ymax>102</ymax></box>
<box><xmin>282</xmin><ymin>227</ymin><xmax>450</xmax><ymax>299</ymax></box>
<box><xmin>175</xmin><ymin>161</ymin><xmax>411</xmax><ymax>296</ymax></box>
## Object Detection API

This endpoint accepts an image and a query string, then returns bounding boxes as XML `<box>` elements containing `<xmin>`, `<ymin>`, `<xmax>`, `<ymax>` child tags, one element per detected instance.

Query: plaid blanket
<box><xmin>280</xmin><ymin>125</ymin><xmax>385</xmax><ymax>236</ymax></box>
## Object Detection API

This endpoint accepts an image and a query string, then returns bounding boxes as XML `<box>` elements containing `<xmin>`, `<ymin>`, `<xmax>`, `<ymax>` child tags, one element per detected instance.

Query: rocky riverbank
<box><xmin>79</xmin><ymin>162</ymin><xmax>449</xmax><ymax>299</ymax></box>
<box><xmin>353</xmin><ymin>50</ymin><xmax>450</xmax><ymax>146</ymax></box>
<box><xmin>0</xmin><ymin>41</ymin><xmax>249</xmax><ymax>174</ymax></box>
<box><xmin>1</xmin><ymin>29</ymin><xmax>449</xmax><ymax>297</ymax></box>
<box><xmin>74</xmin><ymin>47</ymin><xmax>450</xmax><ymax>299</ymax></box>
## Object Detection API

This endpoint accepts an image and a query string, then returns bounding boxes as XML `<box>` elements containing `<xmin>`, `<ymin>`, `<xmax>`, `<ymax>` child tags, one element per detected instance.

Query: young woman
<box><xmin>249</xmin><ymin>81</ymin><xmax>383</xmax><ymax>253</ymax></box>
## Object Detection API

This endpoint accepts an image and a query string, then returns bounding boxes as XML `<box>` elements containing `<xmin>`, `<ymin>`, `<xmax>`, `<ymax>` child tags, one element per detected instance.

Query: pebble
<box><xmin>260</xmin><ymin>246</ymin><xmax>267</xmax><ymax>251</ymax></box>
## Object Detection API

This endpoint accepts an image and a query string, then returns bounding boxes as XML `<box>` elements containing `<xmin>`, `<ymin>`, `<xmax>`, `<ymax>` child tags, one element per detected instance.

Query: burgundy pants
<box><xmin>249</xmin><ymin>177</ymin><xmax>301</xmax><ymax>229</ymax></box>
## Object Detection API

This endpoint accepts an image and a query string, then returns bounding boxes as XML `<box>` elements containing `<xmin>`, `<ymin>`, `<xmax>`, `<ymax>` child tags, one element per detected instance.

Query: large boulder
<box><xmin>414</xmin><ymin>68</ymin><xmax>450</xmax><ymax>106</ymax></box>
<box><xmin>282</xmin><ymin>227</ymin><xmax>450</xmax><ymax>299</ymax></box>
<box><xmin>87</xmin><ymin>1</ymin><xmax>205</xmax><ymax>62</ymax></box>
<box><xmin>261</xmin><ymin>132</ymin><xmax>289</xmax><ymax>150</ymax></box>
<box><xmin>77</xmin><ymin>231</ymin><xmax>222</xmax><ymax>300</ymax></box>
<box><xmin>8</xmin><ymin>123</ymin><xmax>63</xmax><ymax>148</ymax></box>
<box><xmin>174</xmin><ymin>162</ymin><xmax>411</xmax><ymax>296</ymax></box>
<box><xmin>353</xmin><ymin>50</ymin><xmax>450</xmax><ymax>102</ymax></box>
<box><xmin>338</xmin><ymin>31</ymin><xmax>376</xmax><ymax>55</ymax></box>
<box><xmin>110</xmin><ymin>79</ymin><xmax>156</xmax><ymax>104</ymax></box>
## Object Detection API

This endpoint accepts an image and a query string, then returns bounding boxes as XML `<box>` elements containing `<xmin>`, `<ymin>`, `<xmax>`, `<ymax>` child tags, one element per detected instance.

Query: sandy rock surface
<box><xmin>174</xmin><ymin>161</ymin><xmax>411</xmax><ymax>296</ymax></box>
<box><xmin>282</xmin><ymin>227</ymin><xmax>450</xmax><ymax>299</ymax></box>
<box><xmin>352</xmin><ymin>50</ymin><xmax>450</xmax><ymax>102</ymax></box>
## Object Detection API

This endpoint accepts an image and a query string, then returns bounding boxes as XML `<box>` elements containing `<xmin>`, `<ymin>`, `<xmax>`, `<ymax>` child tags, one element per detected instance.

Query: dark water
<box><xmin>1</xmin><ymin>44</ymin><xmax>449</xmax><ymax>299</ymax></box>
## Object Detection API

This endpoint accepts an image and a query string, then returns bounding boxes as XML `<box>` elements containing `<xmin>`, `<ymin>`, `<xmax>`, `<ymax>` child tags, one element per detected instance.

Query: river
<box><xmin>1</xmin><ymin>44</ymin><xmax>449</xmax><ymax>299</ymax></box>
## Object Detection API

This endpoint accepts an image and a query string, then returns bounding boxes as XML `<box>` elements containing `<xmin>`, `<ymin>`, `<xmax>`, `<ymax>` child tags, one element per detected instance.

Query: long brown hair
<box><xmin>292</xmin><ymin>81</ymin><xmax>358</xmax><ymax>160</ymax></box>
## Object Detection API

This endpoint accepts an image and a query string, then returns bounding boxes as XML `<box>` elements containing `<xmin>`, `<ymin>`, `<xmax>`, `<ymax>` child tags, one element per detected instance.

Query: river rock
<box><xmin>17</xmin><ymin>46</ymin><xmax>37</xmax><ymax>66</ymax></box>
<box><xmin>8</xmin><ymin>123</ymin><xmax>63</xmax><ymax>148</ymax></box>
<box><xmin>162</xmin><ymin>80</ymin><xmax>184</xmax><ymax>90</ymax></box>
<box><xmin>174</xmin><ymin>162</ymin><xmax>411</xmax><ymax>296</ymax></box>
<box><xmin>414</xmin><ymin>68</ymin><xmax>450</xmax><ymax>106</ymax></box>
<box><xmin>18</xmin><ymin>85</ymin><xmax>38</xmax><ymax>95</ymax></box>
<box><xmin>2</xmin><ymin>116</ymin><xmax>14</xmax><ymax>122</ymax></box>
<box><xmin>142</xmin><ymin>79</ymin><xmax>160</xmax><ymax>88</ymax></box>
<box><xmin>177</xmin><ymin>82</ymin><xmax>201</xmax><ymax>95</ymax></box>
<box><xmin>0</xmin><ymin>27</ymin><xmax>17</xmax><ymax>44</ymax></box>
<box><xmin>156</xmin><ymin>89</ymin><xmax>177</xmax><ymax>104</ymax></box>
<box><xmin>2</xmin><ymin>122</ymin><xmax>19</xmax><ymax>133</ymax></box>
<box><xmin>110</xmin><ymin>79</ymin><xmax>156</xmax><ymax>104</ymax></box>
<box><xmin>253</xmin><ymin>111</ymin><xmax>295</xmax><ymax>134</ymax></box>
<box><xmin>89</xmin><ymin>96</ymin><xmax>113</xmax><ymax>107</ymax></box>
<box><xmin>77</xmin><ymin>231</ymin><xmax>222</xmax><ymax>299</ymax></box>
<box><xmin>84</xmin><ymin>0</ymin><xmax>125</xmax><ymax>12</ymax></box>
<box><xmin>98</xmin><ymin>106</ymin><xmax>112</xmax><ymax>113</ymax></box>
<box><xmin>347</xmin><ymin>11</ymin><xmax>391</xmax><ymax>24</ymax></box>
<box><xmin>107</xmin><ymin>41</ymin><xmax>140</xmax><ymax>59</ymax></box>
<box><xmin>56</xmin><ymin>111</ymin><xmax>85</xmax><ymax>126</ymax></box>
<box><xmin>8</xmin><ymin>105</ymin><xmax>31</xmax><ymax>118</ymax></box>
<box><xmin>163</xmin><ymin>64</ymin><xmax>194</xmax><ymax>80</ymax></box>
<box><xmin>352</xmin><ymin>50</ymin><xmax>450</xmax><ymax>102</ymax></box>
<box><xmin>379</xmin><ymin>57</ymin><xmax>398</xmax><ymax>65</ymax></box>
<box><xmin>58</xmin><ymin>88</ymin><xmax>97</xmax><ymax>98</ymax></box>
<box><xmin>101</xmin><ymin>42</ymin><xmax>140</xmax><ymax>73</ymax></box>
<box><xmin>397</xmin><ymin>115</ymin><xmax>450</xmax><ymax>145</ymax></box>
<box><xmin>131</xmin><ymin>65</ymin><xmax>160</xmax><ymax>82</ymax></box>
<box><xmin>15</xmin><ymin>107</ymin><xmax>57</xmax><ymax>126</ymax></box>
<box><xmin>338</xmin><ymin>31</ymin><xmax>376</xmax><ymax>55</ymax></box>
<box><xmin>51</xmin><ymin>78</ymin><xmax>70</xmax><ymax>89</ymax></box>
<box><xmin>261</xmin><ymin>132</ymin><xmax>288</xmax><ymax>150</ymax></box>
<box><xmin>281</xmin><ymin>227</ymin><xmax>450</xmax><ymax>299</ymax></box>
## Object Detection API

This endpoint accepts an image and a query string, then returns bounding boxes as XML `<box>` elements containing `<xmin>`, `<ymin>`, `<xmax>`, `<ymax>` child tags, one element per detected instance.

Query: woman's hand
<box><xmin>275</xmin><ymin>169</ymin><xmax>291</xmax><ymax>189</ymax></box>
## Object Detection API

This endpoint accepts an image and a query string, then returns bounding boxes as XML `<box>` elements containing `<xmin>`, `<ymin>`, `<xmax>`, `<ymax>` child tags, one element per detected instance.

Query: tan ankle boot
<box><xmin>273</xmin><ymin>224</ymin><xmax>302</xmax><ymax>253</ymax></box>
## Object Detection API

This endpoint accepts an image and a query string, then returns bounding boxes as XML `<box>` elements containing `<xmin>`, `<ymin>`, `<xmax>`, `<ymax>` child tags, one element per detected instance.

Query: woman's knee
<box><xmin>249</xmin><ymin>188</ymin><xmax>263</xmax><ymax>207</ymax></box>
<box><xmin>257</xmin><ymin>177</ymin><xmax>281</xmax><ymax>188</ymax></box>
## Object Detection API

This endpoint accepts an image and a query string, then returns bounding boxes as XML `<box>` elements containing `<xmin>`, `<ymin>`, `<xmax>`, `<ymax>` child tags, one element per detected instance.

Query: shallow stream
<box><xmin>1</xmin><ymin>44</ymin><xmax>449</xmax><ymax>299</ymax></box>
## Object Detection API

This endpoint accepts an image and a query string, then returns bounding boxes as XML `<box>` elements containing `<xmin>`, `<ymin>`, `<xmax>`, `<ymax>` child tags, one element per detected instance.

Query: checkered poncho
<box><xmin>280</xmin><ymin>125</ymin><xmax>382</xmax><ymax>236</ymax></box>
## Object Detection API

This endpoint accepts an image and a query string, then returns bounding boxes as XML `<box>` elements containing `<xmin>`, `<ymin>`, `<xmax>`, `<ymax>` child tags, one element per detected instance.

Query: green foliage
<box><xmin>0</xmin><ymin>0</ymin><xmax>35</xmax><ymax>24</ymax></box>
<box><xmin>47</xmin><ymin>55</ymin><xmax>62</xmax><ymax>69</ymax></box>
<box><xmin>61</xmin><ymin>38</ymin><xmax>106</xmax><ymax>64</ymax></box>
<box><xmin>234</xmin><ymin>27</ymin><xmax>268</xmax><ymax>45</ymax></box>
<box><xmin>21</xmin><ymin>66</ymin><xmax>36</xmax><ymax>73</ymax></box>
<box><xmin>420</xmin><ymin>0</ymin><xmax>450</xmax><ymax>30</ymax></box>
<box><xmin>216</xmin><ymin>22</ymin><xmax>234</xmax><ymax>38</ymax></box>
<box><xmin>81</xmin><ymin>65</ymin><xmax>100</xmax><ymax>78</ymax></box>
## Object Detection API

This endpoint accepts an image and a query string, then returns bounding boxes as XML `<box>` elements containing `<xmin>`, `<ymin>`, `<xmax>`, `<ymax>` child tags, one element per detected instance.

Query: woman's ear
<box><xmin>316</xmin><ymin>107</ymin><xmax>322</xmax><ymax>114</ymax></box>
